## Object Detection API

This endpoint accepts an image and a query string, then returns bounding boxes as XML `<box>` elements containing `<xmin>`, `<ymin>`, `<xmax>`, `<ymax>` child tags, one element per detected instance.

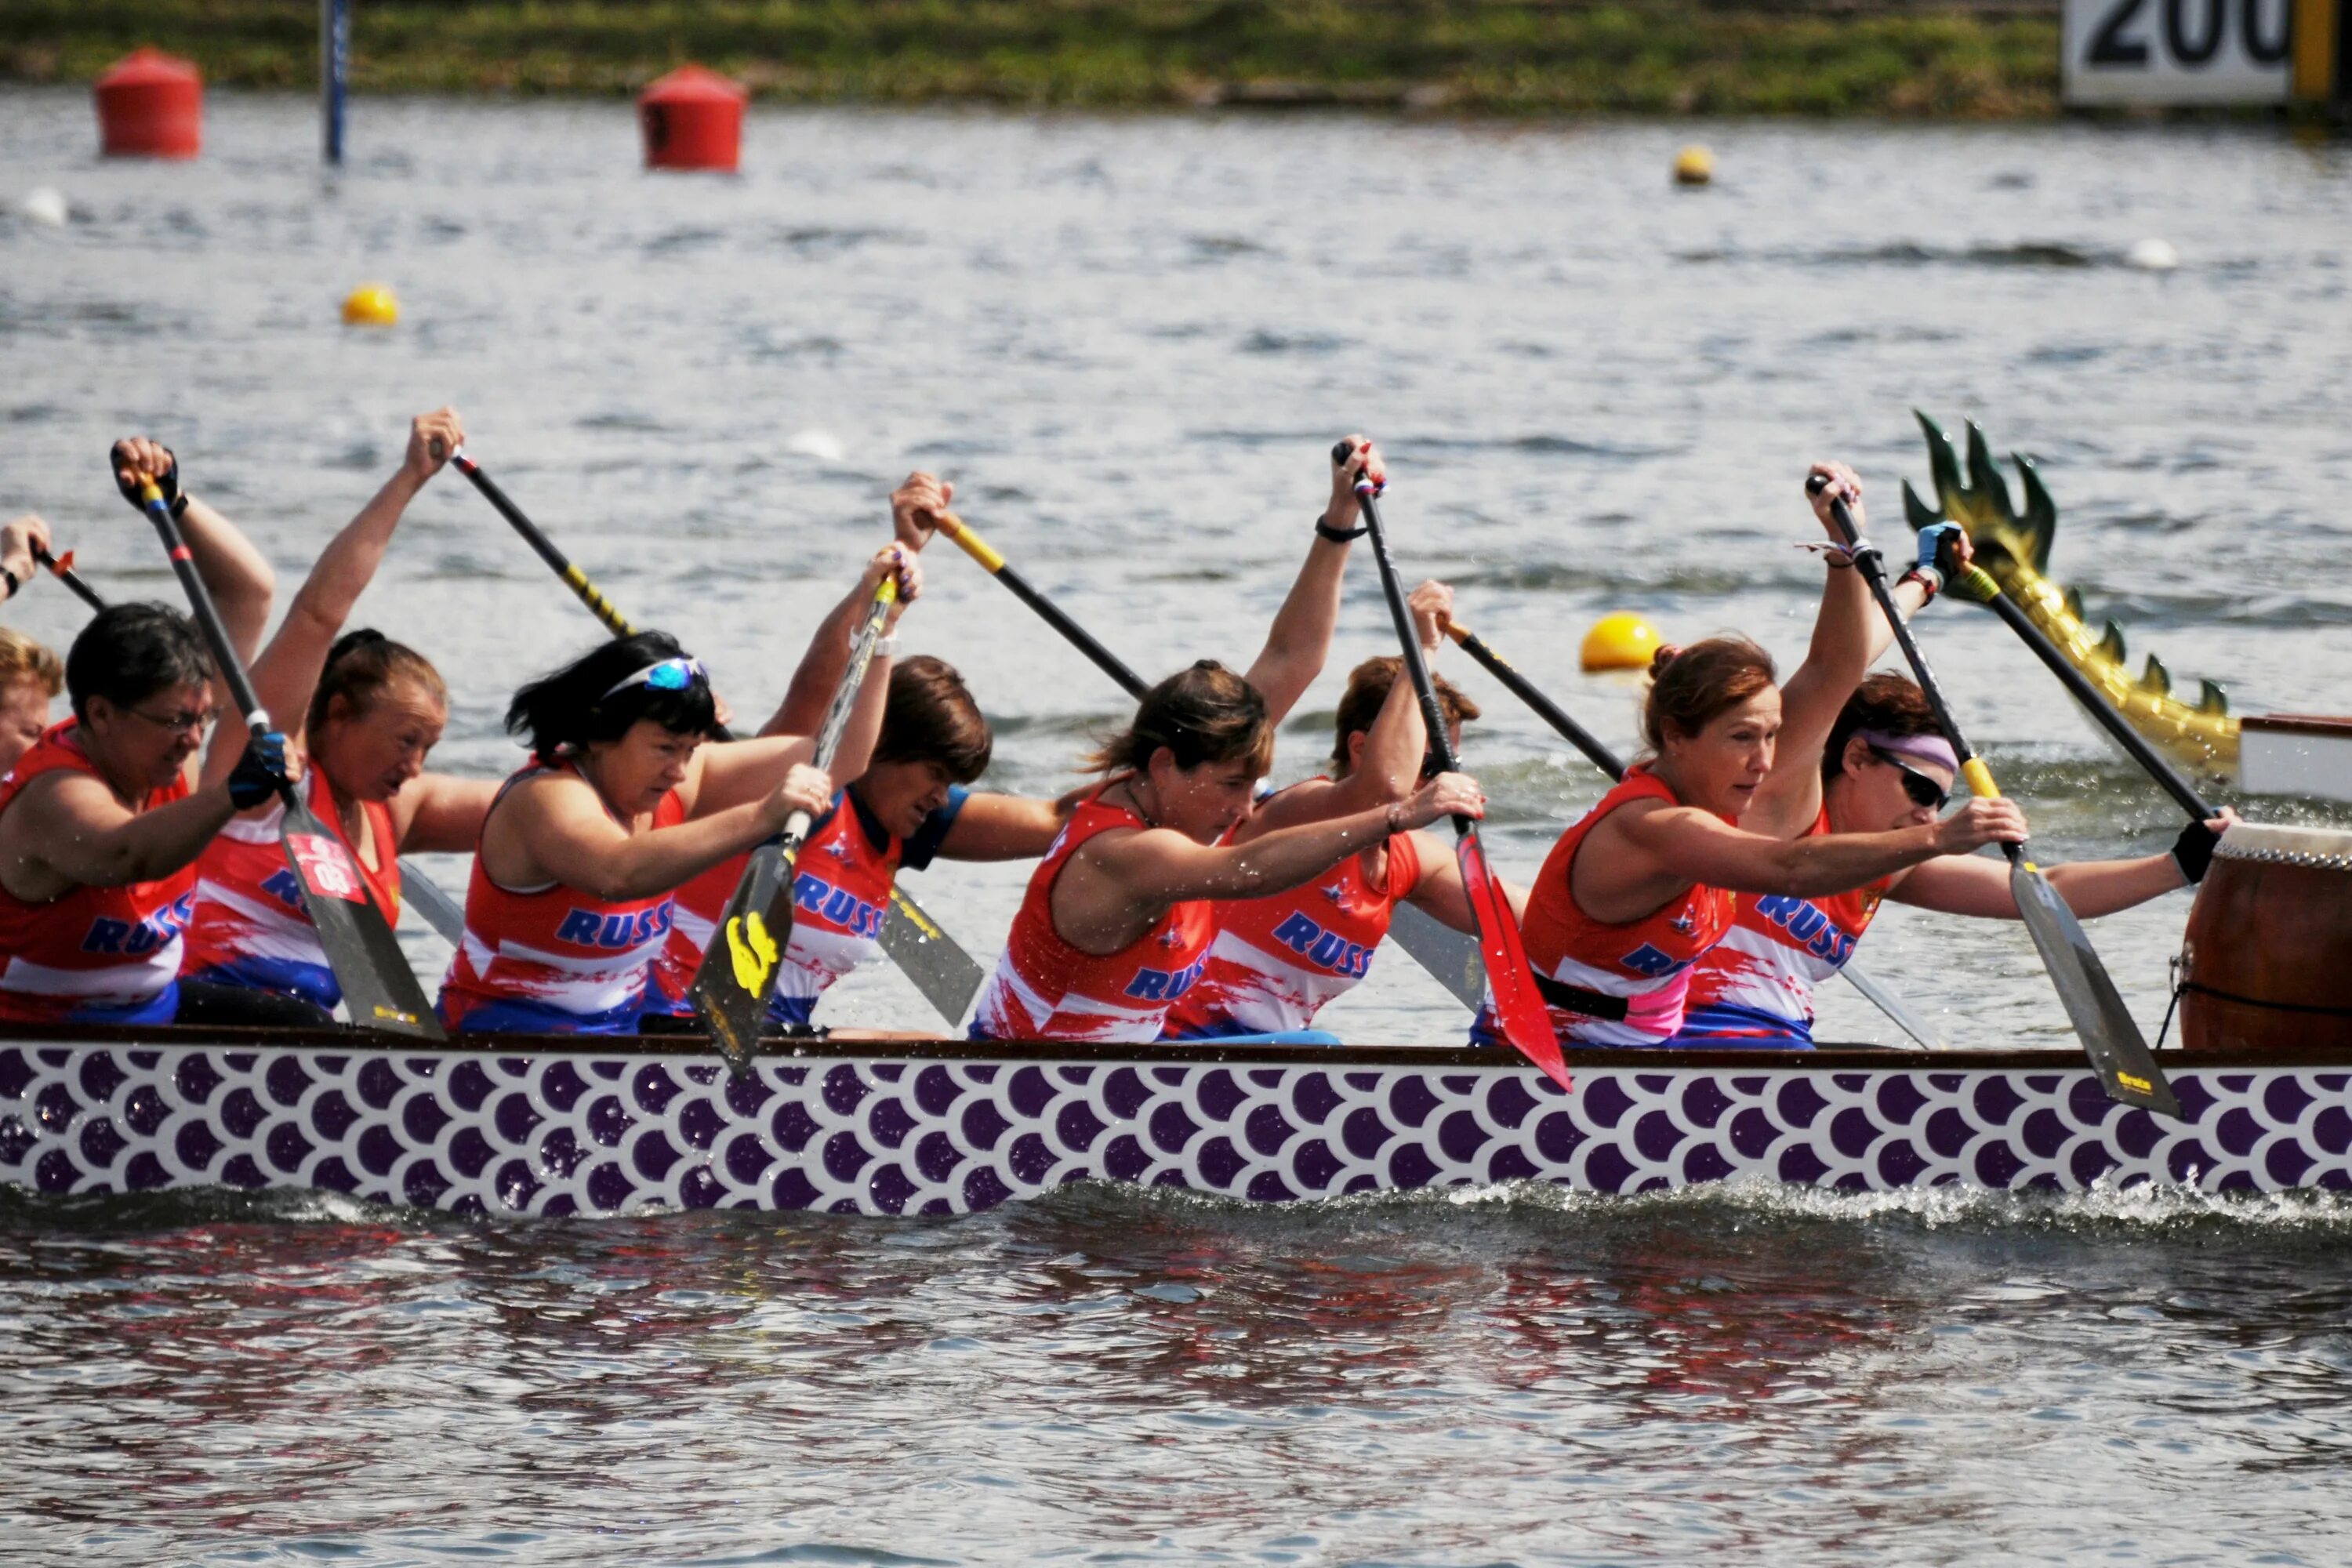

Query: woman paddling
<box><xmin>437</xmin><ymin>547</ymin><xmax>914</xmax><ymax>1034</ymax></box>
<box><xmin>971</xmin><ymin>659</ymin><xmax>1484</xmax><ymax>1043</ymax></box>
<box><xmin>1163</xmin><ymin>580</ymin><xmax>1502</xmax><ymax>1039</ymax></box>
<box><xmin>1671</xmin><ymin>464</ymin><xmax>2234</xmax><ymax>1045</ymax></box>
<box><xmin>0</xmin><ymin>441</ymin><xmax>301</xmax><ymax>1027</ymax></box>
<box><xmin>181</xmin><ymin>410</ymin><xmax>497</xmax><ymax>1018</ymax></box>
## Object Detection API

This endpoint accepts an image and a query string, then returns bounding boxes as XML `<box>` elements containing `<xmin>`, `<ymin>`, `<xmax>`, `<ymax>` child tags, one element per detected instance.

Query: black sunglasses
<box><xmin>1869</xmin><ymin>746</ymin><xmax>1950</xmax><ymax>811</ymax></box>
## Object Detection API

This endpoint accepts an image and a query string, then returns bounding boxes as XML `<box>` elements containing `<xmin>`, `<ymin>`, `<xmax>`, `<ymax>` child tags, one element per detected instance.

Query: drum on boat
<box><xmin>2179</xmin><ymin>822</ymin><xmax>2352</xmax><ymax>1054</ymax></box>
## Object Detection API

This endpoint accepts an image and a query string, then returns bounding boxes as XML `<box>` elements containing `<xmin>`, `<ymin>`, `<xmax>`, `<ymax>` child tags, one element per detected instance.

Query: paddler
<box><xmin>1163</xmin><ymin>579</ymin><xmax>1502</xmax><ymax>1039</ymax></box>
<box><xmin>1671</xmin><ymin>462</ymin><xmax>2236</xmax><ymax>1046</ymax></box>
<box><xmin>435</xmin><ymin>546</ymin><xmax>916</xmax><ymax>1033</ymax></box>
<box><xmin>0</xmin><ymin>514</ymin><xmax>66</xmax><ymax>768</ymax></box>
<box><xmin>0</xmin><ymin>438</ymin><xmax>296</xmax><ymax>1025</ymax></box>
<box><xmin>1477</xmin><ymin>490</ymin><xmax>2031</xmax><ymax>1051</ymax></box>
<box><xmin>180</xmin><ymin>410</ymin><xmax>499</xmax><ymax>1018</ymax></box>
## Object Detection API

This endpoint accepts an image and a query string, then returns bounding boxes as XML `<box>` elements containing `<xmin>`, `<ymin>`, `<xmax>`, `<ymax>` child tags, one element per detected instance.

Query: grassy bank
<box><xmin>2</xmin><ymin>0</ymin><xmax>2061</xmax><ymax>117</ymax></box>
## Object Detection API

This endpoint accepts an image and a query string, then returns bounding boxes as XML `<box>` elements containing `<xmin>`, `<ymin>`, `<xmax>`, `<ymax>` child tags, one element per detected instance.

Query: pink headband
<box><xmin>1859</xmin><ymin>729</ymin><xmax>1958</xmax><ymax>773</ymax></box>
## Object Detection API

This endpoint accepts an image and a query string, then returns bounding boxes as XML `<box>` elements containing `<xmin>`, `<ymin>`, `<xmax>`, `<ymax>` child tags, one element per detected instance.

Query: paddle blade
<box><xmin>1455</xmin><ymin>827</ymin><xmax>1572</xmax><ymax>1094</ymax></box>
<box><xmin>879</xmin><ymin>886</ymin><xmax>986</xmax><ymax>1027</ymax></box>
<box><xmin>2009</xmin><ymin>861</ymin><xmax>2180</xmax><ymax>1118</ymax></box>
<box><xmin>687</xmin><ymin>841</ymin><xmax>793</xmax><ymax>1075</ymax></box>
<box><xmin>278</xmin><ymin>797</ymin><xmax>442</xmax><ymax>1039</ymax></box>
<box><xmin>1838</xmin><ymin>961</ymin><xmax>1948</xmax><ymax>1051</ymax></box>
<box><xmin>1389</xmin><ymin>902</ymin><xmax>1486</xmax><ymax>1011</ymax></box>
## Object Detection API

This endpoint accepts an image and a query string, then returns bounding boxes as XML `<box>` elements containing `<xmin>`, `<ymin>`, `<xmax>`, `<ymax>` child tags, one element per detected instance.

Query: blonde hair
<box><xmin>0</xmin><ymin>627</ymin><xmax>64</xmax><ymax>699</ymax></box>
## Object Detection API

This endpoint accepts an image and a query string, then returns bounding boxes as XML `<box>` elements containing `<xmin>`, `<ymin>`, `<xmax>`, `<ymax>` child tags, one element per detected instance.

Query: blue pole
<box><xmin>322</xmin><ymin>0</ymin><xmax>347</xmax><ymax>164</ymax></box>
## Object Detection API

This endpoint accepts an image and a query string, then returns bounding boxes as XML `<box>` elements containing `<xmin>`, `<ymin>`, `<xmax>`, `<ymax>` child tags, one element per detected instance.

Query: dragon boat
<box><xmin>3</xmin><ymin>818</ymin><xmax>2344</xmax><ymax>1218</ymax></box>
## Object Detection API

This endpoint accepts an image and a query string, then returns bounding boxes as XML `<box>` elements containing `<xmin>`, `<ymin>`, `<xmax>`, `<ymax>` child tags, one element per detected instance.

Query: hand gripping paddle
<box><xmin>688</xmin><ymin>574</ymin><xmax>898</xmax><ymax>1072</ymax></box>
<box><xmin>1809</xmin><ymin>474</ymin><xmax>2176</xmax><ymax>1116</ymax></box>
<box><xmin>1338</xmin><ymin>442</ymin><xmax>1571</xmax><ymax>1094</ymax></box>
<box><xmin>450</xmin><ymin>448</ymin><xmax>983</xmax><ymax>1027</ymax></box>
<box><xmin>133</xmin><ymin>479</ymin><xmax>442</xmax><ymax>1038</ymax></box>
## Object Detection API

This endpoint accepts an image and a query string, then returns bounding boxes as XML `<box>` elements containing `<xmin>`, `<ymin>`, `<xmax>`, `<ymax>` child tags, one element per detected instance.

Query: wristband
<box><xmin>1316</xmin><ymin>514</ymin><xmax>1368</xmax><ymax>543</ymax></box>
<box><xmin>0</xmin><ymin>564</ymin><xmax>19</xmax><ymax>600</ymax></box>
<box><xmin>1898</xmin><ymin>565</ymin><xmax>1941</xmax><ymax>604</ymax></box>
<box><xmin>871</xmin><ymin>634</ymin><xmax>901</xmax><ymax>660</ymax></box>
<box><xmin>2171</xmin><ymin>819</ymin><xmax>2221</xmax><ymax>884</ymax></box>
<box><xmin>170</xmin><ymin>492</ymin><xmax>189</xmax><ymax>521</ymax></box>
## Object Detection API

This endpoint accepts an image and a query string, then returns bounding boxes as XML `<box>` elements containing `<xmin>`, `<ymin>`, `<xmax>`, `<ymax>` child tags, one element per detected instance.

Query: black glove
<box><xmin>112</xmin><ymin>442</ymin><xmax>187</xmax><ymax>520</ymax></box>
<box><xmin>227</xmin><ymin>730</ymin><xmax>292</xmax><ymax>811</ymax></box>
<box><xmin>2171</xmin><ymin>818</ymin><xmax>2222</xmax><ymax>884</ymax></box>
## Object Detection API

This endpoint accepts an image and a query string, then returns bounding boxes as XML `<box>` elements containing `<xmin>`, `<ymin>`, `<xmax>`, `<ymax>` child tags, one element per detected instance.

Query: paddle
<box><xmin>927</xmin><ymin>506</ymin><xmax>1490</xmax><ymax>1010</ymax></box>
<box><xmin>1945</xmin><ymin>564</ymin><xmax>2218</xmax><ymax>822</ymax></box>
<box><xmin>1442</xmin><ymin>615</ymin><xmax>1947</xmax><ymax>1051</ymax></box>
<box><xmin>131</xmin><ymin>477</ymin><xmax>443</xmax><ymax>1038</ymax></box>
<box><xmin>43</xmin><ymin>548</ymin><xmax>469</xmax><ymax>947</ymax></box>
<box><xmin>1808</xmin><ymin>474</ymin><xmax>2178</xmax><ymax>1116</ymax></box>
<box><xmin>448</xmin><ymin>448</ymin><xmax>982</xmax><ymax>1025</ymax></box>
<box><xmin>1339</xmin><ymin>442</ymin><xmax>1571</xmax><ymax>1092</ymax></box>
<box><xmin>688</xmin><ymin>573</ymin><xmax>898</xmax><ymax>1071</ymax></box>
<box><xmin>31</xmin><ymin>544</ymin><xmax>105</xmax><ymax>613</ymax></box>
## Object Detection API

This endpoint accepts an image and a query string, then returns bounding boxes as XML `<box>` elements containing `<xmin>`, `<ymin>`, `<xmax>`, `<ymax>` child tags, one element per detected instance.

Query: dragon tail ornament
<box><xmin>1903</xmin><ymin>411</ymin><xmax>2239</xmax><ymax>771</ymax></box>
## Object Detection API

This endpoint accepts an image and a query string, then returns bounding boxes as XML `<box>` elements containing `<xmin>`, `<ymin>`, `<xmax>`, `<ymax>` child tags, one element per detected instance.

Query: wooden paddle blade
<box><xmin>2009</xmin><ymin>860</ymin><xmax>2180</xmax><ymax>1118</ymax></box>
<box><xmin>879</xmin><ymin>887</ymin><xmax>985</xmax><ymax>1026</ymax></box>
<box><xmin>687</xmin><ymin>840</ymin><xmax>793</xmax><ymax>1074</ymax></box>
<box><xmin>1389</xmin><ymin>902</ymin><xmax>1486</xmax><ymax>1011</ymax></box>
<box><xmin>278</xmin><ymin>796</ymin><xmax>442</xmax><ymax>1039</ymax></box>
<box><xmin>1454</xmin><ymin>828</ymin><xmax>1572</xmax><ymax>1094</ymax></box>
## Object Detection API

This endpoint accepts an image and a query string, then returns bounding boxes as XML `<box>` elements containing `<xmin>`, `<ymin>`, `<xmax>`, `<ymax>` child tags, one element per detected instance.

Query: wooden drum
<box><xmin>2180</xmin><ymin>822</ymin><xmax>2352</xmax><ymax>1054</ymax></box>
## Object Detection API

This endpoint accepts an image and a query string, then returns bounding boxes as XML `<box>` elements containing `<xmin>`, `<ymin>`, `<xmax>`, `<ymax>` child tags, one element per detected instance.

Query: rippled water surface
<box><xmin>5</xmin><ymin>90</ymin><xmax>2352</xmax><ymax>1562</ymax></box>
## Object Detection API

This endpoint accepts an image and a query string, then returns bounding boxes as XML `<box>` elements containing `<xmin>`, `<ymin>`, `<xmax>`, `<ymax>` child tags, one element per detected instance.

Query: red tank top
<box><xmin>435</xmin><ymin>758</ymin><xmax>686</xmax><ymax>1033</ymax></box>
<box><xmin>970</xmin><ymin>786</ymin><xmax>1214</xmax><ymax>1043</ymax></box>
<box><xmin>1679</xmin><ymin>805</ymin><xmax>1886</xmax><ymax>1041</ymax></box>
<box><xmin>181</xmin><ymin>768</ymin><xmax>401</xmax><ymax>1011</ymax></box>
<box><xmin>1494</xmin><ymin>768</ymin><xmax>1735</xmax><ymax>1047</ymax></box>
<box><xmin>0</xmin><ymin>721</ymin><xmax>198</xmax><ymax>1025</ymax></box>
<box><xmin>1165</xmin><ymin>781</ymin><xmax>1423</xmax><ymax>1037</ymax></box>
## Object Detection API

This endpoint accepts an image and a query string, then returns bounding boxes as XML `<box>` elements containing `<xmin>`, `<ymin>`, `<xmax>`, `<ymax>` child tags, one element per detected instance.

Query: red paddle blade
<box><xmin>1455</xmin><ymin>829</ymin><xmax>1572</xmax><ymax>1094</ymax></box>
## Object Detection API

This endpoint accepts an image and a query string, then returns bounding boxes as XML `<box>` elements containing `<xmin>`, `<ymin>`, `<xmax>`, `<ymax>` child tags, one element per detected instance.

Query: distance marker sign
<box><xmin>2063</xmin><ymin>0</ymin><xmax>2292</xmax><ymax>103</ymax></box>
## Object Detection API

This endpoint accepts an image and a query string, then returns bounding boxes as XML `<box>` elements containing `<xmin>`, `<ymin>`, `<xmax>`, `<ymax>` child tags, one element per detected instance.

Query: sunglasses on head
<box><xmin>1869</xmin><ymin>746</ymin><xmax>1949</xmax><ymax>812</ymax></box>
<box><xmin>599</xmin><ymin>656</ymin><xmax>708</xmax><ymax>702</ymax></box>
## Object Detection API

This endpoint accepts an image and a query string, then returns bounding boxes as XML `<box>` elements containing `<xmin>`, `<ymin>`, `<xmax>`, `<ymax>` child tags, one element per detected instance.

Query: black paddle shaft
<box><xmin>32</xmin><ymin>546</ymin><xmax>106</xmax><ymax>613</ymax></box>
<box><xmin>1002</xmin><ymin>561</ymin><xmax>1146</xmax><ymax>699</ymax></box>
<box><xmin>1338</xmin><ymin>441</ymin><xmax>1472</xmax><ymax>832</ymax></box>
<box><xmin>1973</xmin><ymin>584</ymin><xmax>2216</xmax><ymax>823</ymax></box>
<box><xmin>1449</xmin><ymin>624</ymin><xmax>1627</xmax><ymax>780</ymax></box>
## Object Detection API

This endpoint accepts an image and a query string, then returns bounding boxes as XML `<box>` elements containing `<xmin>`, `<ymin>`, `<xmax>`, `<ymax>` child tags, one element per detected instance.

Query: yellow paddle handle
<box><xmin>1442</xmin><ymin>618</ymin><xmax>1472</xmax><ymax>647</ymax></box>
<box><xmin>561</xmin><ymin>564</ymin><xmax>636</xmax><ymax>637</ymax></box>
<box><xmin>932</xmin><ymin>511</ymin><xmax>1005</xmax><ymax>574</ymax></box>
<box><xmin>873</xmin><ymin>572</ymin><xmax>898</xmax><ymax>608</ymax></box>
<box><xmin>1962</xmin><ymin>757</ymin><xmax>2000</xmax><ymax>800</ymax></box>
<box><xmin>136</xmin><ymin>478</ymin><xmax>165</xmax><ymax>506</ymax></box>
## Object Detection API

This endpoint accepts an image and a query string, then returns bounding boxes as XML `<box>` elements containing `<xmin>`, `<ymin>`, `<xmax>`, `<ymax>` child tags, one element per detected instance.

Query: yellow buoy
<box><xmin>1581</xmin><ymin>612</ymin><xmax>1661</xmax><ymax>673</ymax></box>
<box><xmin>341</xmin><ymin>283</ymin><xmax>398</xmax><ymax>328</ymax></box>
<box><xmin>1673</xmin><ymin>145</ymin><xmax>1714</xmax><ymax>187</ymax></box>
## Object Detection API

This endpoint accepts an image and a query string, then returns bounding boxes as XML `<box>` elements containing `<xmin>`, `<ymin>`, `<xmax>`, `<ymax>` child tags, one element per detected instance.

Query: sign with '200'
<box><xmin>2063</xmin><ymin>0</ymin><xmax>2292</xmax><ymax>103</ymax></box>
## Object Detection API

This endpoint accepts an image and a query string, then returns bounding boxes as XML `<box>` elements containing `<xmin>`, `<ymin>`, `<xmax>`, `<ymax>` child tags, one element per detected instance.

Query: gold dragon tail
<box><xmin>1901</xmin><ymin>411</ymin><xmax>2239</xmax><ymax>771</ymax></box>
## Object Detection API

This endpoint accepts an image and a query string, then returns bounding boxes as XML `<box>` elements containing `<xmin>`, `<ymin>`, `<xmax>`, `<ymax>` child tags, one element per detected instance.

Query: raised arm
<box><xmin>771</xmin><ymin>478</ymin><xmax>946</xmax><ymax>736</ymax></box>
<box><xmin>111</xmin><ymin>437</ymin><xmax>277</xmax><ymax>669</ymax></box>
<box><xmin>0</xmin><ymin>515</ymin><xmax>54</xmax><ymax>611</ymax></box>
<box><xmin>1242</xmin><ymin>437</ymin><xmax>1384</xmax><ymax>727</ymax></box>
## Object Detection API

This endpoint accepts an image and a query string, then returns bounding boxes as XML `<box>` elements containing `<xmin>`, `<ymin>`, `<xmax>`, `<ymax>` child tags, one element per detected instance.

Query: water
<box><xmin>5</xmin><ymin>90</ymin><xmax>2352</xmax><ymax>1560</ymax></box>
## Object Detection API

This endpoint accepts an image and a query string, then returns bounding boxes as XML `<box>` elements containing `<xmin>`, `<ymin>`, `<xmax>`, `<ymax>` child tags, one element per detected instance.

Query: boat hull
<box><xmin>5</xmin><ymin>1028</ymin><xmax>2348</xmax><ymax>1214</ymax></box>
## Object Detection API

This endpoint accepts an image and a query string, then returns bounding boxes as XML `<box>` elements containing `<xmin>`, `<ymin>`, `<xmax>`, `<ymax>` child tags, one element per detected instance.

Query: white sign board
<box><xmin>2063</xmin><ymin>0</ymin><xmax>2294</xmax><ymax>103</ymax></box>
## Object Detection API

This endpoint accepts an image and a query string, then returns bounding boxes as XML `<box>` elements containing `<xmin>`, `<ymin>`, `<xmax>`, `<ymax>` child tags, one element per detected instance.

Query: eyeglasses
<box><xmin>125</xmin><ymin>704</ymin><xmax>220</xmax><ymax>741</ymax></box>
<box><xmin>599</xmin><ymin>657</ymin><xmax>708</xmax><ymax>702</ymax></box>
<box><xmin>1869</xmin><ymin>746</ymin><xmax>1950</xmax><ymax>812</ymax></box>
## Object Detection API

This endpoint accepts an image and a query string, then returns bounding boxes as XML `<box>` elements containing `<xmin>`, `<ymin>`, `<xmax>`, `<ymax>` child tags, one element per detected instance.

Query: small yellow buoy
<box><xmin>341</xmin><ymin>283</ymin><xmax>398</xmax><ymax>328</ymax></box>
<box><xmin>1673</xmin><ymin>145</ymin><xmax>1714</xmax><ymax>187</ymax></box>
<box><xmin>1581</xmin><ymin>612</ymin><xmax>1661</xmax><ymax>673</ymax></box>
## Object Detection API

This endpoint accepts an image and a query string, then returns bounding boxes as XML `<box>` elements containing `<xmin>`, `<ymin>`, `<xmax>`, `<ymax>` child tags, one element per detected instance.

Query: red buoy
<box><xmin>639</xmin><ymin>65</ymin><xmax>746</xmax><ymax>172</ymax></box>
<box><xmin>93</xmin><ymin>47</ymin><xmax>203</xmax><ymax>160</ymax></box>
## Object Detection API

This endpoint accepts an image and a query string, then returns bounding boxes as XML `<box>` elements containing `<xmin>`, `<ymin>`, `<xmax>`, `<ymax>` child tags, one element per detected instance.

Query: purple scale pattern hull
<box><xmin>4</xmin><ymin>1033</ymin><xmax>2350</xmax><ymax>1215</ymax></box>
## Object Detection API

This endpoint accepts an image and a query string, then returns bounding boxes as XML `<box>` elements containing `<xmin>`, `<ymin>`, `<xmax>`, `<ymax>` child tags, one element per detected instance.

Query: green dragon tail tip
<box><xmin>2063</xmin><ymin>586</ymin><xmax>2085</xmax><ymax>622</ymax></box>
<box><xmin>2013</xmin><ymin>454</ymin><xmax>2058</xmax><ymax>576</ymax></box>
<box><xmin>1902</xmin><ymin>477</ymin><xmax>1940</xmax><ymax>532</ymax></box>
<box><xmin>2099</xmin><ymin>621</ymin><xmax>2128</xmax><ymax>665</ymax></box>
<box><xmin>2198</xmin><ymin>679</ymin><xmax>2230</xmax><ymax>717</ymax></box>
<box><xmin>2139</xmin><ymin>653</ymin><xmax>2171</xmax><ymax>697</ymax></box>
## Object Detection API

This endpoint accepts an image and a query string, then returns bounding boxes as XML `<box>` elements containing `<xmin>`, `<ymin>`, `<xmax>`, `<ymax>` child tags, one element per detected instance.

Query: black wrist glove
<box><xmin>113</xmin><ymin>443</ymin><xmax>187</xmax><ymax>519</ymax></box>
<box><xmin>228</xmin><ymin>730</ymin><xmax>292</xmax><ymax>811</ymax></box>
<box><xmin>2171</xmin><ymin>818</ymin><xmax>2222</xmax><ymax>884</ymax></box>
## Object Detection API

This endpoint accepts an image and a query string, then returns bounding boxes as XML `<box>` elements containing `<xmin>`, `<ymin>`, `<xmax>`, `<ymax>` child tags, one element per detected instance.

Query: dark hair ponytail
<box><xmin>1083</xmin><ymin>659</ymin><xmax>1274</xmax><ymax>778</ymax></box>
<box><xmin>307</xmin><ymin>628</ymin><xmax>447</xmax><ymax>738</ymax></box>
<box><xmin>65</xmin><ymin>601</ymin><xmax>212</xmax><ymax>722</ymax></box>
<box><xmin>1822</xmin><ymin>672</ymin><xmax>1940</xmax><ymax>785</ymax></box>
<box><xmin>505</xmin><ymin>630</ymin><xmax>717</xmax><ymax>762</ymax></box>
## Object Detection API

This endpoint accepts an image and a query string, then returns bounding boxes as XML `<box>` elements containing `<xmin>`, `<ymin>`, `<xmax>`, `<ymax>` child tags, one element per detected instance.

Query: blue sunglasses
<box><xmin>600</xmin><ymin>656</ymin><xmax>708</xmax><ymax>702</ymax></box>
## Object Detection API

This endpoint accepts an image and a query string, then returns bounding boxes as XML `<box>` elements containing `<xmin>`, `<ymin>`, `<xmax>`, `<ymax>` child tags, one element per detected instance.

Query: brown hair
<box><xmin>308</xmin><ymin>629</ymin><xmax>448</xmax><ymax>739</ymax></box>
<box><xmin>1639</xmin><ymin>636</ymin><xmax>1777</xmax><ymax>756</ymax></box>
<box><xmin>1083</xmin><ymin>659</ymin><xmax>1274</xmax><ymax>779</ymax></box>
<box><xmin>1822</xmin><ymin>672</ymin><xmax>1939</xmax><ymax>785</ymax></box>
<box><xmin>1329</xmin><ymin>655</ymin><xmax>1480</xmax><ymax>771</ymax></box>
<box><xmin>0</xmin><ymin>626</ymin><xmax>64</xmax><ymax>699</ymax></box>
<box><xmin>873</xmin><ymin>655</ymin><xmax>993</xmax><ymax>784</ymax></box>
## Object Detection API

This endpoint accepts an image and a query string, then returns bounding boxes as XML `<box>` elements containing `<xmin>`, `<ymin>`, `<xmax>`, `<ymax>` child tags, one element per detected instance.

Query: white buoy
<box><xmin>17</xmin><ymin>187</ymin><xmax>68</xmax><ymax>228</ymax></box>
<box><xmin>786</xmin><ymin>429</ymin><xmax>845</xmax><ymax>463</ymax></box>
<box><xmin>2125</xmin><ymin>238</ymin><xmax>2179</xmax><ymax>273</ymax></box>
